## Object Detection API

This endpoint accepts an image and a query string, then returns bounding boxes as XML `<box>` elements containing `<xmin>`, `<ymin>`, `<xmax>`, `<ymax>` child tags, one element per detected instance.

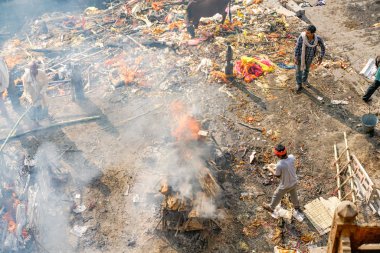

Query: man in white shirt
<box><xmin>21</xmin><ymin>61</ymin><xmax>49</xmax><ymax>121</ymax></box>
<box><xmin>263</xmin><ymin>144</ymin><xmax>302</xmax><ymax>213</ymax></box>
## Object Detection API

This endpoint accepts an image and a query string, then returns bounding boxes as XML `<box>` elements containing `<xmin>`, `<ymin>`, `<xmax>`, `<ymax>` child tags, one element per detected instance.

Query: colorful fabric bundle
<box><xmin>234</xmin><ymin>56</ymin><xmax>275</xmax><ymax>82</ymax></box>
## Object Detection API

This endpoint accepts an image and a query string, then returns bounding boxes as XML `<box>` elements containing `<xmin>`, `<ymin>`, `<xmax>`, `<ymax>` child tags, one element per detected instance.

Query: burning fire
<box><xmin>170</xmin><ymin>101</ymin><xmax>200</xmax><ymax>142</ymax></box>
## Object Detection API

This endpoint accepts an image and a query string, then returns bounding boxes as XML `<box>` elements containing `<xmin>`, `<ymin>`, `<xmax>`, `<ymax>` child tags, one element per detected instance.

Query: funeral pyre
<box><xmin>157</xmin><ymin>101</ymin><xmax>223</xmax><ymax>235</ymax></box>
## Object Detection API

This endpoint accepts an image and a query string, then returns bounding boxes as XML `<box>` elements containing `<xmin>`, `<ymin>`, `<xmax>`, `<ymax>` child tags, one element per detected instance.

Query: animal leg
<box><xmin>193</xmin><ymin>18</ymin><xmax>200</xmax><ymax>28</ymax></box>
<box><xmin>221</xmin><ymin>13</ymin><xmax>227</xmax><ymax>24</ymax></box>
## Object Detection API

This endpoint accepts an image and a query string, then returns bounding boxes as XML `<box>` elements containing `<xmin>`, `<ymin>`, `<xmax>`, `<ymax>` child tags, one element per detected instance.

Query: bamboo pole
<box><xmin>0</xmin><ymin>115</ymin><xmax>100</xmax><ymax>144</ymax></box>
<box><xmin>334</xmin><ymin>144</ymin><xmax>342</xmax><ymax>200</ymax></box>
<box><xmin>344</xmin><ymin>132</ymin><xmax>356</xmax><ymax>203</ymax></box>
<box><xmin>0</xmin><ymin>106</ymin><xmax>32</xmax><ymax>152</ymax></box>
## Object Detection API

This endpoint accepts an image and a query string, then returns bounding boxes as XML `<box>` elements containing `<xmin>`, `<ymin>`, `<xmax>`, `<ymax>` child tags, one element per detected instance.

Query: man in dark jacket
<box><xmin>294</xmin><ymin>25</ymin><xmax>326</xmax><ymax>92</ymax></box>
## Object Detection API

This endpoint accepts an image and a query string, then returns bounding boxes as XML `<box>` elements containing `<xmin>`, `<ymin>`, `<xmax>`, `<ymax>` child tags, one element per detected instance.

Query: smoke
<box><xmin>33</xmin><ymin>142</ymin><xmax>73</xmax><ymax>252</ymax></box>
<box><xmin>0</xmin><ymin>0</ymin><xmax>109</xmax><ymax>36</ymax></box>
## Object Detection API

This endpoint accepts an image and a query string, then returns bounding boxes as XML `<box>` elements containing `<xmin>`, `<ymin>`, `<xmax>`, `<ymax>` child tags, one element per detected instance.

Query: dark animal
<box><xmin>186</xmin><ymin>0</ymin><xmax>231</xmax><ymax>37</ymax></box>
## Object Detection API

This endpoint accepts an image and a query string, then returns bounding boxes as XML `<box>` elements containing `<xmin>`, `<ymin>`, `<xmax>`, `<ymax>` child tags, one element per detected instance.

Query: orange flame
<box><xmin>170</xmin><ymin>101</ymin><xmax>200</xmax><ymax>142</ymax></box>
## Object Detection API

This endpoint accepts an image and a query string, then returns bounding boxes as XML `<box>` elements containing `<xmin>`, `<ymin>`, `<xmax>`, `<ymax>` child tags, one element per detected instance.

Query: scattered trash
<box><xmin>73</xmin><ymin>204</ymin><xmax>87</xmax><ymax>214</ymax></box>
<box><xmin>293</xmin><ymin>209</ymin><xmax>305</xmax><ymax>222</ymax></box>
<box><xmin>271</xmin><ymin>205</ymin><xmax>292</xmax><ymax>223</ymax></box>
<box><xmin>331</xmin><ymin>100</ymin><xmax>348</xmax><ymax>105</ymax></box>
<box><xmin>360</xmin><ymin>58</ymin><xmax>377</xmax><ymax>81</ymax></box>
<box><xmin>249</xmin><ymin>150</ymin><xmax>257</xmax><ymax>164</ymax></box>
<box><xmin>317</xmin><ymin>96</ymin><xmax>323</xmax><ymax>101</ymax></box>
<box><xmin>300</xmin><ymin>2</ymin><xmax>313</xmax><ymax>8</ymax></box>
<box><xmin>276</xmin><ymin>62</ymin><xmax>296</xmax><ymax>70</ymax></box>
<box><xmin>124</xmin><ymin>184</ymin><xmax>130</xmax><ymax>196</ymax></box>
<box><xmin>274</xmin><ymin>246</ymin><xmax>301</xmax><ymax>253</ymax></box>
<box><xmin>240</xmin><ymin>192</ymin><xmax>255</xmax><ymax>200</ymax></box>
<box><xmin>238</xmin><ymin>241</ymin><xmax>250</xmax><ymax>251</ymax></box>
<box><xmin>218</xmin><ymin>85</ymin><xmax>234</xmax><ymax>98</ymax></box>
<box><xmin>71</xmin><ymin>225</ymin><xmax>88</xmax><ymax>237</ymax></box>
<box><xmin>301</xmin><ymin>233</ymin><xmax>316</xmax><ymax>243</ymax></box>
<box><xmin>316</xmin><ymin>0</ymin><xmax>326</xmax><ymax>6</ymax></box>
<box><xmin>133</xmin><ymin>194</ymin><xmax>141</xmax><ymax>203</ymax></box>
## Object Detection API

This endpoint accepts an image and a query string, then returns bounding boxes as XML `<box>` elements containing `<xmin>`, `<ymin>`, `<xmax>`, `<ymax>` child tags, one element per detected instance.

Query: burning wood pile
<box><xmin>0</xmin><ymin>155</ymin><xmax>35</xmax><ymax>251</ymax></box>
<box><xmin>156</xmin><ymin>101</ymin><xmax>223</xmax><ymax>233</ymax></box>
<box><xmin>0</xmin><ymin>148</ymin><xmax>69</xmax><ymax>252</ymax></box>
<box><xmin>159</xmin><ymin>167</ymin><xmax>222</xmax><ymax>232</ymax></box>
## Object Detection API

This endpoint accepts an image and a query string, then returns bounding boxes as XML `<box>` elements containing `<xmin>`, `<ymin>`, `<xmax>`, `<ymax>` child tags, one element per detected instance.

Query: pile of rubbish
<box><xmin>0</xmin><ymin>0</ymin><xmax>354</xmax><ymax>105</ymax></box>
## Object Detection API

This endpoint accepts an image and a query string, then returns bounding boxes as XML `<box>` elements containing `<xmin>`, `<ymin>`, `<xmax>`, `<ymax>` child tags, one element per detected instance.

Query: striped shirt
<box><xmin>294</xmin><ymin>34</ymin><xmax>326</xmax><ymax>66</ymax></box>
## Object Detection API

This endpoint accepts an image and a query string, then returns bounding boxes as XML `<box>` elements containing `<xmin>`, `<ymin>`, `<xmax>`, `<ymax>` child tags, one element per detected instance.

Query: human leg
<box><xmin>302</xmin><ymin>62</ymin><xmax>311</xmax><ymax>86</ymax></box>
<box><xmin>269</xmin><ymin>186</ymin><xmax>287</xmax><ymax>210</ymax></box>
<box><xmin>363</xmin><ymin>80</ymin><xmax>380</xmax><ymax>102</ymax></box>
<box><xmin>295</xmin><ymin>64</ymin><xmax>303</xmax><ymax>88</ymax></box>
<box><xmin>288</xmin><ymin>185</ymin><xmax>300</xmax><ymax>209</ymax></box>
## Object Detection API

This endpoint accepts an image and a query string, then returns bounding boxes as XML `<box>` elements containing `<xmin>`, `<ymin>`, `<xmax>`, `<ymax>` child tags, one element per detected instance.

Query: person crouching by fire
<box><xmin>21</xmin><ymin>61</ymin><xmax>49</xmax><ymax>122</ymax></box>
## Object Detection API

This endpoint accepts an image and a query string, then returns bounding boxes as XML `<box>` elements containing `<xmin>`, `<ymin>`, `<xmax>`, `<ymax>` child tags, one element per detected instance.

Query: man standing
<box><xmin>363</xmin><ymin>55</ymin><xmax>380</xmax><ymax>102</ymax></box>
<box><xmin>263</xmin><ymin>144</ymin><xmax>303</xmax><ymax>216</ymax></box>
<box><xmin>294</xmin><ymin>25</ymin><xmax>326</xmax><ymax>92</ymax></box>
<box><xmin>21</xmin><ymin>61</ymin><xmax>49</xmax><ymax>121</ymax></box>
<box><xmin>0</xmin><ymin>57</ymin><xmax>10</xmax><ymax>119</ymax></box>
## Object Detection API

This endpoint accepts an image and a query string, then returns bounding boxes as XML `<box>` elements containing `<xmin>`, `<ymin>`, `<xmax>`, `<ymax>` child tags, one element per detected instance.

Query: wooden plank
<box><xmin>352</xmin><ymin>154</ymin><xmax>374</xmax><ymax>186</ymax></box>
<box><xmin>351</xmin><ymin>154</ymin><xmax>374</xmax><ymax>203</ymax></box>
<box><xmin>334</xmin><ymin>144</ymin><xmax>342</xmax><ymax>200</ymax></box>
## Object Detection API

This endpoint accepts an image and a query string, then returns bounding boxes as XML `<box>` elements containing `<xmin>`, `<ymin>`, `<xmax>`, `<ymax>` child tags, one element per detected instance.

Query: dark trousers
<box><xmin>296</xmin><ymin>62</ymin><xmax>311</xmax><ymax>86</ymax></box>
<box><xmin>363</xmin><ymin>80</ymin><xmax>380</xmax><ymax>101</ymax></box>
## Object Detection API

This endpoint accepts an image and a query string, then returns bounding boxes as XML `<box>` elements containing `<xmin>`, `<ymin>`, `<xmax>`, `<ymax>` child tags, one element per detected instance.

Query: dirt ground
<box><xmin>0</xmin><ymin>0</ymin><xmax>380</xmax><ymax>252</ymax></box>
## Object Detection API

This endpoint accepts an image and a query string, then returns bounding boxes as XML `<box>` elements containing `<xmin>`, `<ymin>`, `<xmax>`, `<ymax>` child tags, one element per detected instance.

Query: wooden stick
<box><xmin>238</xmin><ymin>122</ymin><xmax>262</xmax><ymax>132</ymax></box>
<box><xmin>335</xmin><ymin>160</ymin><xmax>351</xmax><ymax>178</ymax></box>
<box><xmin>332</xmin><ymin>147</ymin><xmax>348</xmax><ymax>165</ymax></box>
<box><xmin>340</xmin><ymin>175</ymin><xmax>354</xmax><ymax>189</ymax></box>
<box><xmin>334</xmin><ymin>144</ymin><xmax>342</xmax><ymax>200</ymax></box>
<box><xmin>0</xmin><ymin>106</ymin><xmax>32</xmax><ymax>152</ymax></box>
<box><xmin>125</xmin><ymin>35</ymin><xmax>147</xmax><ymax>50</ymax></box>
<box><xmin>344</xmin><ymin>132</ymin><xmax>356</xmax><ymax>203</ymax></box>
<box><xmin>0</xmin><ymin>115</ymin><xmax>100</xmax><ymax>143</ymax></box>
